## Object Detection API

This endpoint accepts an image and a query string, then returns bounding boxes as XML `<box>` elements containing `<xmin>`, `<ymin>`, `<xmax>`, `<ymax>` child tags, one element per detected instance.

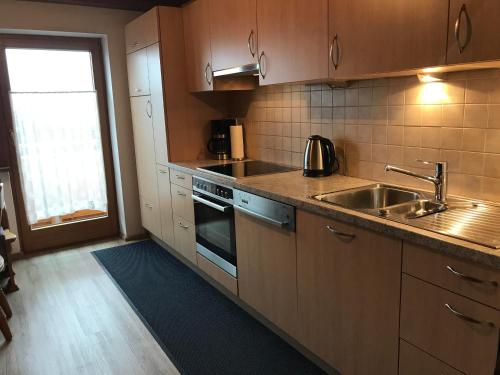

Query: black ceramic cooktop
<box><xmin>199</xmin><ymin>161</ymin><xmax>297</xmax><ymax>178</ymax></box>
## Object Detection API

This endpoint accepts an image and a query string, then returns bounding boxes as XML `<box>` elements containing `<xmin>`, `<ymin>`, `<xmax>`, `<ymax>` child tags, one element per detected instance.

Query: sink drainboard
<box><xmin>392</xmin><ymin>202</ymin><xmax>500</xmax><ymax>249</ymax></box>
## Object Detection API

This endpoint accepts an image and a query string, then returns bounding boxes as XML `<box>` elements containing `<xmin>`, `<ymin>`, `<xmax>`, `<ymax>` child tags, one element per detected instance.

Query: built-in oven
<box><xmin>191</xmin><ymin>176</ymin><xmax>237</xmax><ymax>277</ymax></box>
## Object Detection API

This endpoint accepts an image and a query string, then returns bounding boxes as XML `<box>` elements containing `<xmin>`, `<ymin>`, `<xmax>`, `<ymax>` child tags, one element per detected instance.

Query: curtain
<box><xmin>10</xmin><ymin>92</ymin><xmax>108</xmax><ymax>225</ymax></box>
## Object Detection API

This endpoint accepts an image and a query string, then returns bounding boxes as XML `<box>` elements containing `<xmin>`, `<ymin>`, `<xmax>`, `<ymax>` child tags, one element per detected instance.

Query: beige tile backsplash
<box><xmin>234</xmin><ymin>69</ymin><xmax>500</xmax><ymax>203</ymax></box>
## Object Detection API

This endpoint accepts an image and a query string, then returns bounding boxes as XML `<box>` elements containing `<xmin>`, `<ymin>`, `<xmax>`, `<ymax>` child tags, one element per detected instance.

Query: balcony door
<box><xmin>0</xmin><ymin>35</ymin><xmax>118</xmax><ymax>253</ymax></box>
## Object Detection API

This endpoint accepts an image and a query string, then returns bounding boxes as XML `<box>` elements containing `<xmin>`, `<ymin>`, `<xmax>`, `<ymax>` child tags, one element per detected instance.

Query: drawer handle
<box><xmin>144</xmin><ymin>203</ymin><xmax>153</xmax><ymax>209</ymax></box>
<box><xmin>326</xmin><ymin>225</ymin><xmax>356</xmax><ymax>240</ymax></box>
<box><xmin>176</xmin><ymin>175</ymin><xmax>185</xmax><ymax>180</ymax></box>
<box><xmin>444</xmin><ymin>303</ymin><xmax>495</xmax><ymax>327</ymax></box>
<box><xmin>446</xmin><ymin>265</ymin><xmax>498</xmax><ymax>287</ymax></box>
<box><xmin>177</xmin><ymin>191</ymin><xmax>187</xmax><ymax>197</ymax></box>
<box><xmin>159</xmin><ymin>169</ymin><xmax>168</xmax><ymax>174</ymax></box>
<box><xmin>178</xmin><ymin>222</ymin><xmax>189</xmax><ymax>229</ymax></box>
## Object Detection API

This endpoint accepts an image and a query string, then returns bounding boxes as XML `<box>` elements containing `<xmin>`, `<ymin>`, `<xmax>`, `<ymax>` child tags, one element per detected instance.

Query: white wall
<box><xmin>0</xmin><ymin>0</ymin><xmax>144</xmax><ymax>239</ymax></box>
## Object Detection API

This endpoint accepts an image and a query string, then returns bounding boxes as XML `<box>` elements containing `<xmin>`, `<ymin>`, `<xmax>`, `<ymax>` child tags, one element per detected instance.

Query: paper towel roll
<box><xmin>230</xmin><ymin>125</ymin><xmax>245</xmax><ymax>160</ymax></box>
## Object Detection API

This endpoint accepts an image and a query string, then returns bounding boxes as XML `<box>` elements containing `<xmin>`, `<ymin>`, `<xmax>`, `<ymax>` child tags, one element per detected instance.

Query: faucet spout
<box><xmin>385</xmin><ymin>162</ymin><xmax>448</xmax><ymax>204</ymax></box>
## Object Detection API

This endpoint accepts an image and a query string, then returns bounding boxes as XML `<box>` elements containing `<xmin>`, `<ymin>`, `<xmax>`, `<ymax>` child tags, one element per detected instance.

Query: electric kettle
<box><xmin>303</xmin><ymin>135</ymin><xmax>338</xmax><ymax>177</ymax></box>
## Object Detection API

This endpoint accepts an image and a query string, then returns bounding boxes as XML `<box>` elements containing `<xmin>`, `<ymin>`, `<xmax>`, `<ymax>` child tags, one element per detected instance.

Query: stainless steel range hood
<box><xmin>212</xmin><ymin>63</ymin><xmax>260</xmax><ymax>78</ymax></box>
<box><xmin>211</xmin><ymin>63</ymin><xmax>260</xmax><ymax>91</ymax></box>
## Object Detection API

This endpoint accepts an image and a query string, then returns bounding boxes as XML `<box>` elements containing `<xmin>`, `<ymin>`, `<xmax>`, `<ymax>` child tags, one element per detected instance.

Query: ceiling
<box><xmin>25</xmin><ymin>0</ymin><xmax>190</xmax><ymax>11</ymax></box>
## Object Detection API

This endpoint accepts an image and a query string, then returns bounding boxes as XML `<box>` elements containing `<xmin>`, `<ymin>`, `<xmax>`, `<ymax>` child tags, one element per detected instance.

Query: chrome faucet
<box><xmin>385</xmin><ymin>161</ymin><xmax>448</xmax><ymax>204</ymax></box>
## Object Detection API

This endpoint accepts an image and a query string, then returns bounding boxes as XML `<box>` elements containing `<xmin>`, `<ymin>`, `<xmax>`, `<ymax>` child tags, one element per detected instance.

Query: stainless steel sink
<box><xmin>314</xmin><ymin>184</ymin><xmax>422</xmax><ymax>211</ymax></box>
<box><xmin>312</xmin><ymin>184</ymin><xmax>500</xmax><ymax>249</ymax></box>
<box><xmin>379</xmin><ymin>199</ymin><xmax>447</xmax><ymax>219</ymax></box>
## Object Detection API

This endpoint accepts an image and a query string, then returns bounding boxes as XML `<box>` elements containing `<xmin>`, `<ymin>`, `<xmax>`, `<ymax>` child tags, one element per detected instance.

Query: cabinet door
<box><xmin>296</xmin><ymin>210</ymin><xmax>401</xmax><ymax>375</ymax></box>
<box><xmin>173</xmin><ymin>214</ymin><xmax>197</xmax><ymax>264</ymax></box>
<box><xmin>329</xmin><ymin>0</ymin><xmax>448</xmax><ymax>79</ymax></box>
<box><xmin>130</xmin><ymin>96</ymin><xmax>157</xmax><ymax>203</ymax></box>
<box><xmin>182</xmin><ymin>0</ymin><xmax>213</xmax><ymax>92</ymax></box>
<box><xmin>209</xmin><ymin>0</ymin><xmax>257</xmax><ymax>71</ymax></box>
<box><xmin>256</xmin><ymin>0</ymin><xmax>329</xmax><ymax>85</ymax></box>
<box><xmin>171</xmin><ymin>185</ymin><xmax>194</xmax><ymax>224</ymax></box>
<box><xmin>157</xmin><ymin>166</ymin><xmax>174</xmax><ymax>247</ymax></box>
<box><xmin>401</xmin><ymin>274</ymin><xmax>500</xmax><ymax>375</ymax></box>
<box><xmin>139</xmin><ymin>196</ymin><xmax>161</xmax><ymax>238</ymax></box>
<box><xmin>146</xmin><ymin>44</ymin><xmax>168</xmax><ymax>165</ymax></box>
<box><xmin>127</xmin><ymin>48</ymin><xmax>150</xmax><ymax>97</ymax></box>
<box><xmin>447</xmin><ymin>0</ymin><xmax>500</xmax><ymax>64</ymax></box>
<box><xmin>235</xmin><ymin>210</ymin><xmax>298</xmax><ymax>338</ymax></box>
<box><xmin>125</xmin><ymin>7</ymin><xmax>159</xmax><ymax>54</ymax></box>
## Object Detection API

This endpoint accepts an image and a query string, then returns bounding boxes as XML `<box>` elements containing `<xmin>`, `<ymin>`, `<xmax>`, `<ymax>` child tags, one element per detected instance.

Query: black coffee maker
<box><xmin>207</xmin><ymin>119</ymin><xmax>236</xmax><ymax>160</ymax></box>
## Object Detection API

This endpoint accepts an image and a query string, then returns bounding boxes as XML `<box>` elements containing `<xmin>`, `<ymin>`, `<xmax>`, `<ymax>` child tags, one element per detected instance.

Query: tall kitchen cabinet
<box><xmin>296</xmin><ymin>209</ymin><xmax>402</xmax><ymax>375</ymax></box>
<box><xmin>328</xmin><ymin>0</ymin><xmax>449</xmax><ymax>79</ymax></box>
<box><xmin>256</xmin><ymin>0</ymin><xmax>329</xmax><ymax>85</ymax></box>
<box><xmin>125</xmin><ymin>7</ymin><xmax>179</xmax><ymax>245</ymax></box>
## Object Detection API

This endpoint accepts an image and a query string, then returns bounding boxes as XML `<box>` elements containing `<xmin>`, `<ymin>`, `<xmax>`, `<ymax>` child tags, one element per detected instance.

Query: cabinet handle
<box><xmin>454</xmin><ymin>4</ymin><xmax>471</xmax><ymax>54</ymax></box>
<box><xmin>247</xmin><ymin>30</ymin><xmax>256</xmax><ymax>57</ymax></box>
<box><xmin>159</xmin><ymin>169</ymin><xmax>168</xmax><ymax>174</ymax></box>
<box><xmin>134</xmin><ymin>88</ymin><xmax>142</xmax><ymax>93</ymax></box>
<box><xmin>128</xmin><ymin>41</ymin><xmax>139</xmax><ymax>47</ymax></box>
<box><xmin>177</xmin><ymin>191</ymin><xmax>187</xmax><ymax>197</ymax></box>
<box><xmin>329</xmin><ymin>34</ymin><xmax>339</xmax><ymax>70</ymax></box>
<box><xmin>144</xmin><ymin>203</ymin><xmax>153</xmax><ymax>209</ymax></box>
<box><xmin>204</xmin><ymin>62</ymin><xmax>213</xmax><ymax>86</ymax></box>
<box><xmin>146</xmin><ymin>100</ymin><xmax>152</xmax><ymax>118</ymax></box>
<box><xmin>326</xmin><ymin>225</ymin><xmax>355</xmax><ymax>240</ymax></box>
<box><xmin>175</xmin><ymin>174</ymin><xmax>185</xmax><ymax>180</ymax></box>
<box><xmin>178</xmin><ymin>222</ymin><xmax>189</xmax><ymax>229</ymax></box>
<box><xmin>444</xmin><ymin>303</ymin><xmax>495</xmax><ymax>327</ymax></box>
<box><xmin>445</xmin><ymin>265</ymin><xmax>498</xmax><ymax>287</ymax></box>
<box><xmin>258</xmin><ymin>51</ymin><xmax>267</xmax><ymax>79</ymax></box>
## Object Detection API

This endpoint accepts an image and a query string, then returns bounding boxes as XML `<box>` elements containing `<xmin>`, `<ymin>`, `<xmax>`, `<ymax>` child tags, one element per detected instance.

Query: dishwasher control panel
<box><xmin>234</xmin><ymin>189</ymin><xmax>295</xmax><ymax>231</ymax></box>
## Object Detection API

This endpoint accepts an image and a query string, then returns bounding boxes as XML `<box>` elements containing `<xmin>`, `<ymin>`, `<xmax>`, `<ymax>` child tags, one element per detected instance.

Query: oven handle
<box><xmin>191</xmin><ymin>194</ymin><xmax>233</xmax><ymax>213</ymax></box>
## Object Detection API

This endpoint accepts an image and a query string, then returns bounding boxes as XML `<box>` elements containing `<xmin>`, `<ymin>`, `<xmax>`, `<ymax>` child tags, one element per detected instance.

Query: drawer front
<box><xmin>170</xmin><ymin>170</ymin><xmax>192</xmax><ymax>190</ymax></box>
<box><xmin>399</xmin><ymin>340</ymin><xmax>464</xmax><ymax>375</ymax></box>
<box><xmin>171</xmin><ymin>185</ymin><xmax>194</xmax><ymax>223</ymax></box>
<box><xmin>403</xmin><ymin>242</ymin><xmax>500</xmax><ymax>310</ymax></box>
<box><xmin>400</xmin><ymin>274</ymin><xmax>500</xmax><ymax>375</ymax></box>
<box><xmin>197</xmin><ymin>253</ymin><xmax>238</xmax><ymax>295</ymax></box>
<box><xmin>173</xmin><ymin>214</ymin><xmax>196</xmax><ymax>264</ymax></box>
<box><xmin>139</xmin><ymin>196</ymin><xmax>161</xmax><ymax>239</ymax></box>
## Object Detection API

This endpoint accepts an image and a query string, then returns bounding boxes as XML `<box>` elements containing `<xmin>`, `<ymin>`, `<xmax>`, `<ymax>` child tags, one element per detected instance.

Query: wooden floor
<box><xmin>0</xmin><ymin>239</ymin><xmax>179</xmax><ymax>375</ymax></box>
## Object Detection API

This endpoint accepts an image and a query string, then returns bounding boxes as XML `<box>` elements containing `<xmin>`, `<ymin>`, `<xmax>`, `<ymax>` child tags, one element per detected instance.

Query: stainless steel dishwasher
<box><xmin>233</xmin><ymin>189</ymin><xmax>298</xmax><ymax>338</ymax></box>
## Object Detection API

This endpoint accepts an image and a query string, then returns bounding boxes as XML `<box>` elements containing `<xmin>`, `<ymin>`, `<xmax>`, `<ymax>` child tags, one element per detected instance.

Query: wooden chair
<box><xmin>0</xmin><ymin>255</ymin><xmax>12</xmax><ymax>342</ymax></box>
<box><xmin>0</xmin><ymin>183</ymin><xmax>19</xmax><ymax>293</ymax></box>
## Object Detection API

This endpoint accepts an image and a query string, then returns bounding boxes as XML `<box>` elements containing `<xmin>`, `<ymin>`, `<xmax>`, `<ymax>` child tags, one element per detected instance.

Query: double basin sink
<box><xmin>314</xmin><ymin>184</ymin><xmax>446</xmax><ymax>219</ymax></box>
<box><xmin>313</xmin><ymin>184</ymin><xmax>500</xmax><ymax>249</ymax></box>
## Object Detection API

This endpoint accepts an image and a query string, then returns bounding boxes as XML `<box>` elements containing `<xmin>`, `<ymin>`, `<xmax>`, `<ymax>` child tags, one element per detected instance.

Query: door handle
<box><xmin>192</xmin><ymin>194</ymin><xmax>232</xmax><ymax>213</ymax></box>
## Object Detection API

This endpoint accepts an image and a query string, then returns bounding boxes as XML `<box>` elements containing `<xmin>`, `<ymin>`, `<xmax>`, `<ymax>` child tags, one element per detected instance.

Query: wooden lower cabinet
<box><xmin>173</xmin><ymin>214</ymin><xmax>196</xmax><ymax>264</ymax></box>
<box><xmin>399</xmin><ymin>340</ymin><xmax>464</xmax><ymax>375</ymax></box>
<box><xmin>296</xmin><ymin>209</ymin><xmax>401</xmax><ymax>375</ymax></box>
<box><xmin>400</xmin><ymin>274</ymin><xmax>500</xmax><ymax>375</ymax></box>
<box><xmin>139</xmin><ymin>196</ymin><xmax>161</xmax><ymax>238</ymax></box>
<box><xmin>235</xmin><ymin>210</ymin><xmax>298</xmax><ymax>338</ymax></box>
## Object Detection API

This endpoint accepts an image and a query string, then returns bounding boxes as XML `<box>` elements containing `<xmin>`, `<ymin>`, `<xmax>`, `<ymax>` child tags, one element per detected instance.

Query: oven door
<box><xmin>192</xmin><ymin>192</ymin><xmax>236</xmax><ymax>277</ymax></box>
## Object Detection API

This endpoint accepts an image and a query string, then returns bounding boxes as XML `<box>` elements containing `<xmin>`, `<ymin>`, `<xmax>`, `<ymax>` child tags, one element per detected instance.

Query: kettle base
<box><xmin>303</xmin><ymin>169</ymin><xmax>334</xmax><ymax>177</ymax></box>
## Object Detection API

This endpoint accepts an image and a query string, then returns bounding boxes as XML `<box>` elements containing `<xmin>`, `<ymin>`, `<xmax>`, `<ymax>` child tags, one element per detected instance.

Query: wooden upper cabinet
<box><xmin>256</xmin><ymin>0</ymin><xmax>329</xmax><ymax>85</ymax></box>
<box><xmin>125</xmin><ymin>7</ymin><xmax>159</xmax><ymax>54</ymax></box>
<box><xmin>209</xmin><ymin>0</ymin><xmax>257</xmax><ymax>71</ymax></box>
<box><xmin>182</xmin><ymin>0</ymin><xmax>213</xmax><ymax>92</ymax></box>
<box><xmin>329</xmin><ymin>0</ymin><xmax>448</xmax><ymax>80</ymax></box>
<box><xmin>296</xmin><ymin>209</ymin><xmax>401</xmax><ymax>375</ymax></box>
<box><xmin>447</xmin><ymin>0</ymin><xmax>500</xmax><ymax>64</ymax></box>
